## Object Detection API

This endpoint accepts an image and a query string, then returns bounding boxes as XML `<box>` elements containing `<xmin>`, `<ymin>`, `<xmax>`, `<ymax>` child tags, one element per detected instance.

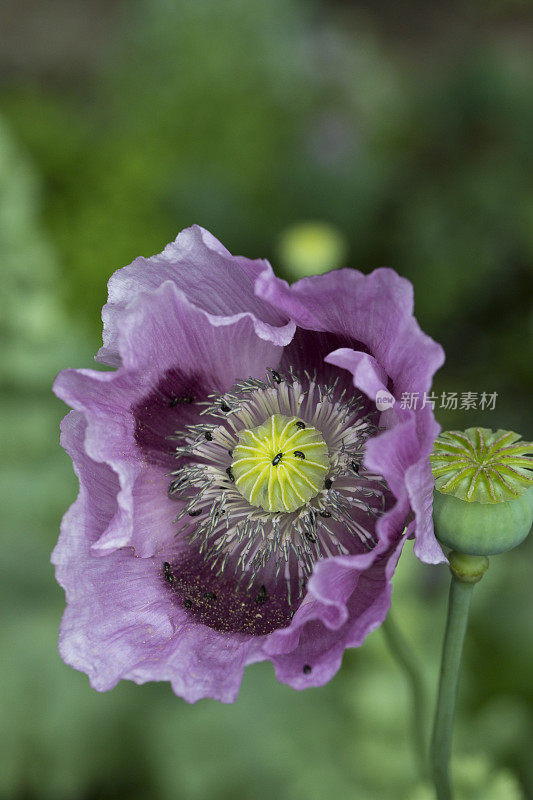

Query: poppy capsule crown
<box><xmin>430</xmin><ymin>428</ymin><xmax>533</xmax><ymax>555</ymax></box>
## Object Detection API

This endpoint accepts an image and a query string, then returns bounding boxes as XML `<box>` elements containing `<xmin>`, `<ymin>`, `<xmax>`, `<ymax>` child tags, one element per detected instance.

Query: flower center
<box><xmin>165</xmin><ymin>368</ymin><xmax>388</xmax><ymax>628</ymax></box>
<box><xmin>232</xmin><ymin>414</ymin><xmax>329</xmax><ymax>512</ymax></box>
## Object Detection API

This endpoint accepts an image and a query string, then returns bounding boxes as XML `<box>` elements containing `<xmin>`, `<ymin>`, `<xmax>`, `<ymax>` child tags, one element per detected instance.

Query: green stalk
<box><xmin>382</xmin><ymin>612</ymin><xmax>428</xmax><ymax>779</ymax></box>
<box><xmin>430</xmin><ymin>575</ymin><xmax>474</xmax><ymax>799</ymax></box>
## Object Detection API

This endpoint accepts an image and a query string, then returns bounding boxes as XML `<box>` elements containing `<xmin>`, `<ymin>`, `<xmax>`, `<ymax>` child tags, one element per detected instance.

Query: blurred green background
<box><xmin>1</xmin><ymin>1</ymin><xmax>532</xmax><ymax>798</ymax></box>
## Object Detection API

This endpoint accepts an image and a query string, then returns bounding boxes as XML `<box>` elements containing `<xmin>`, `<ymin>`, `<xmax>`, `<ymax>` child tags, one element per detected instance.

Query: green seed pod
<box><xmin>430</xmin><ymin>428</ymin><xmax>533</xmax><ymax>555</ymax></box>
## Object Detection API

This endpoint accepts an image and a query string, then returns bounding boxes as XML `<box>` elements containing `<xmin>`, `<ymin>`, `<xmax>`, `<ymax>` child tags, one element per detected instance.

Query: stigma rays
<box><xmin>168</xmin><ymin>368</ymin><xmax>387</xmax><ymax>602</ymax></box>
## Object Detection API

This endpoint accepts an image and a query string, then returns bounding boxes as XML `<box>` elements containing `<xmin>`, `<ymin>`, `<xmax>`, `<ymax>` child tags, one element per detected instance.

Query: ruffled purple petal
<box><xmin>365</xmin><ymin>405</ymin><xmax>443</xmax><ymax>563</ymax></box>
<box><xmin>255</xmin><ymin>265</ymin><xmax>444</xmax><ymax>397</ymax></box>
<box><xmin>267</xmin><ymin>535</ymin><xmax>406</xmax><ymax>689</ymax></box>
<box><xmin>327</xmin><ymin>349</ymin><xmax>444</xmax><ymax>564</ymax></box>
<box><xmin>53</xmin><ymin>409</ymin><xmax>409</xmax><ymax>699</ymax></box>
<box><xmin>325</xmin><ymin>348</ymin><xmax>388</xmax><ymax>400</ymax></box>
<box><xmin>325</xmin><ymin>348</ymin><xmax>444</xmax><ymax>564</ymax></box>
<box><xmin>54</xmin><ymin>283</ymin><xmax>285</xmax><ymax>557</ymax></box>
<box><xmin>97</xmin><ymin>225</ymin><xmax>295</xmax><ymax>366</ymax></box>
<box><xmin>116</xmin><ymin>280</ymin><xmax>286</xmax><ymax>376</ymax></box>
<box><xmin>255</xmin><ymin>266</ymin><xmax>445</xmax><ymax>564</ymax></box>
<box><xmin>403</xmin><ymin>407</ymin><xmax>445</xmax><ymax>563</ymax></box>
<box><xmin>53</xmin><ymin>412</ymin><xmax>267</xmax><ymax>703</ymax></box>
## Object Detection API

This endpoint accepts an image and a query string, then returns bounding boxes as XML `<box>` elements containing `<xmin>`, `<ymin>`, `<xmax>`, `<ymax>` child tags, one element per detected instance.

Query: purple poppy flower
<box><xmin>52</xmin><ymin>225</ymin><xmax>444</xmax><ymax>703</ymax></box>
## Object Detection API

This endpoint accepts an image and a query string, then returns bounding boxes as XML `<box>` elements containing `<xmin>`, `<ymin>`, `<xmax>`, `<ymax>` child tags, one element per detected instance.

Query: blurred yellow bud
<box><xmin>277</xmin><ymin>221</ymin><xmax>348</xmax><ymax>278</ymax></box>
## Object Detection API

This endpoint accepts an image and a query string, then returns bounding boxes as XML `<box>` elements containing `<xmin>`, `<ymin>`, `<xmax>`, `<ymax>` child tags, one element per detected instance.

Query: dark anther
<box><xmin>272</xmin><ymin>452</ymin><xmax>283</xmax><ymax>466</ymax></box>
<box><xmin>290</xmin><ymin>609</ymin><xmax>295</xmax><ymax>619</ymax></box>
<box><xmin>226</xmin><ymin>466</ymin><xmax>235</xmax><ymax>483</ymax></box>
<box><xmin>255</xmin><ymin>585</ymin><xmax>268</xmax><ymax>605</ymax></box>
<box><xmin>169</xmin><ymin>395</ymin><xmax>194</xmax><ymax>407</ymax></box>
<box><xmin>188</xmin><ymin>508</ymin><xmax>202</xmax><ymax>517</ymax></box>
<box><xmin>204</xmin><ymin>431</ymin><xmax>213</xmax><ymax>441</ymax></box>
<box><xmin>351</xmin><ymin>460</ymin><xmax>360</xmax><ymax>474</ymax></box>
<box><xmin>295</xmin><ymin>420</ymin><xmax>306</xmax><ymax>430</ymax></box>
<box><xmin>163</xmin><ymin>561</ymin><xmax>174</xmax><ymax>584</ymax></box>
<box><xmin>228</xmin><ymin>449</ymin><xmax>233</xmax><ymax>457</ymax></box>
<box><xmin>304</xmin><ymin>531</ymin><xmax>317</xmax><ymax>543</ymax></box>
<box><xmin>303</xmin><ymin>664</ymin><xmax>312</xmax><ymax>675</ymax></box>
<box><xmin>169</xmin><ymin>476</ymin><xmax>187</xmax><ymax>495</ymax></box>
<box><xmin>183</xmin><ymin>597</ymin><xmax>193</xmax><ymax>608</ymax></box>
<box><xmin>293</xmin><ymin>450</ymin><xmax>305</xmax><ymax>460</ymax></box>
<box><xmin>320</xmin><ymin>510</ymin><xmax>332</xmax><ymax>518</ymax></box>
<box><xmin>220</xmin><ymin>401</ymin><xmax>231</xmax><ymax>413</ymax></box>
<box><xmin>271</xmin><ymin>370</ymin><xmax>282</xmax><ymax>384</ymax></box>
<box><xmin>203</xmin><ymin>591</ymin><xmax>217</xmax><ymax>601</ymax></box>
<box><xmin>325</xmin><ymin>478</ymin><xmax>332</xmax><ymax>490</ymax></box>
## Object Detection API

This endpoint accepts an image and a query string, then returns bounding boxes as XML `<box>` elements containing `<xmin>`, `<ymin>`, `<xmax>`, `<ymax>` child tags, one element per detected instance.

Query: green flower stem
<box><xmin>431</xmin><ymin>552</ymin><xmax>489</xmax><ymax>799</ymax></box>
<box><xmin>382</xmin><ymin>612</ymin><xmax>428</xmax><ymax>779</ymax></box>
<box><xmin>430</xmin><ymin>574</ymin><xmax>475</xmax><ymax>799</ymax></box>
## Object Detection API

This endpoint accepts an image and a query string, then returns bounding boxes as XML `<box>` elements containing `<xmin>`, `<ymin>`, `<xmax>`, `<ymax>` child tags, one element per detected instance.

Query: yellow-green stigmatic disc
<box><xmin>231</xmin><ymin>414</ymin><xmax>330</xmax><ymax>512</ymax></box>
